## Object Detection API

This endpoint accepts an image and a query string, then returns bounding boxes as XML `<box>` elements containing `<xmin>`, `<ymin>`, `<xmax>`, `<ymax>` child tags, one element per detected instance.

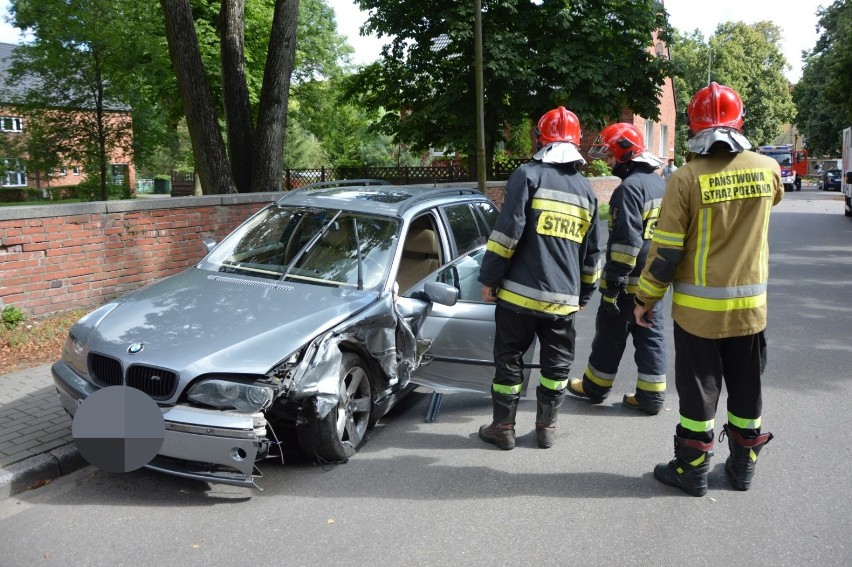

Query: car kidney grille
<box><xmin>127</xmin><ymin>365</ymin><xmax>177</xmax><ymax>399</ymax></box>
<box><xmin>88</xmin><ymin>353</ymin><xmax>123</xmax><ymax>387</ymax></box>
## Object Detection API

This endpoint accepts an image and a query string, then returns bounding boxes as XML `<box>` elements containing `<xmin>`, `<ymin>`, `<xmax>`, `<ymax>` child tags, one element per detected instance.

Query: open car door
<box><xmin>406</xmin><ymin>247</ymin><xmax>535</xmax><ymax>394</ymax></box>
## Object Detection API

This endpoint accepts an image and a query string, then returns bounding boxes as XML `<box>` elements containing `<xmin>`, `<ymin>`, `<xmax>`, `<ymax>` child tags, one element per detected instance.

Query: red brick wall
<box><xmin>0</xmin><ymin>179</ymin><xmax>618</xmax><ymax>318</ymax></box>
<box><xmin>0</xmin><ymin>194</ymin><xmax>276</xmax><ymax>317</ymax></box>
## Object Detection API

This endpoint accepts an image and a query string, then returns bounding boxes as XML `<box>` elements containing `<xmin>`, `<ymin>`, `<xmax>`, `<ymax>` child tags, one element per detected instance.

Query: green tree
<box><xmin>345</xmin><ymin>0</ymin><xmax>671</xmax><ymax>178</ymax></box>
<box><xmin>291</xmin><ymin>75</ymin><xmax>406</xmax><ymax>167</ymax></box>
<box><xmin>5</xmin><ymin>0</ymin><xmax>151</xmax><ymax>200</ymax></box>
<box><xmin>668</xmin><ymin>29</ymin><xmax>707</xmax><ymax>162</ymax></box>
<box><xmin>711</xmin><ymin>21</ymin><xmax>795</xmax><ymax>146</ymax></box>
<box><xmin>669</xmin><ymin>21</ymin><xmax>795</xmax><ymax>153</ymax></box>
<box><xmin>793</xmin><ymin>0</ymin><xmax>852</xmax><ymax>156</ymax></box>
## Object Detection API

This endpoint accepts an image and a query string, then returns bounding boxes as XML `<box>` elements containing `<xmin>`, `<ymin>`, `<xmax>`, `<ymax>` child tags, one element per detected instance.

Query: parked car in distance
<box><xmin>52</xmin><ymin>182</ymin><xmax>536</xmax><ymax>488</ymax></box>
<box><xmin>823</xmin><ymin>168</ymin><xmax>842</xmax><ymax>191</ymax></box>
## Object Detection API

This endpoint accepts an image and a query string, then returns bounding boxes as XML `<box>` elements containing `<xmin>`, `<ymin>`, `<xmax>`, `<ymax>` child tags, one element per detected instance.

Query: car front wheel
<box><xmin>298</xmin><ymin>352</ymin><xmax>372</xmax><ymax>461</ymax></box>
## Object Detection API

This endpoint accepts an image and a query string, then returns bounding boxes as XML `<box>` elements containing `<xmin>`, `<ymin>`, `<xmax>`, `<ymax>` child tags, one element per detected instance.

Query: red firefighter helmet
<box><xmin>588</xmin><ymin>123</ymin><xmax>647</xmax><ymax>163</ymax></box>
<box><xmin>686</xmin><ymin>82</ymin><xmax>744</xmax><ymax>135</ymax></box>
<box><xmin>536</xmin><ymin>106</ymin><xmax>582</xmax><ymax>146</ymax></box>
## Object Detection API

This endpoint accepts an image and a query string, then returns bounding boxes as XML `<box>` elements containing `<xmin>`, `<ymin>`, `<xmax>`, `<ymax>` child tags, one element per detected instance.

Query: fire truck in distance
<box><xmin>757</xmin><ymin>145</ymin><xmax>807</xmax><ymax>192</ymax></box>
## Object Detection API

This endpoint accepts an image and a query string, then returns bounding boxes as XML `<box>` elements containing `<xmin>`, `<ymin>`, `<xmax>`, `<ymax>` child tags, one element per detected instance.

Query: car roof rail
<box><xmin>302</xmin><ymin>178</ymin><xmax>390</xmax><ymax>190</ymax></box>
<box><xmin>274</xmin><ymin>181</ymin><xmax>485</xmax><ymax>211</ymax></box>
<box><xmin>276</xmin><ymin>179</ymin><xmax>391</xmax><ymax>203</ymax></box>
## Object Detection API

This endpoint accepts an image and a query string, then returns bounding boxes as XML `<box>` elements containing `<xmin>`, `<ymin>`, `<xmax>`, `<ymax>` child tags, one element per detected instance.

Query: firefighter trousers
<box><xmin>581</xmin><ymin>292</ymin><xmax>666</xmax><ymax>406</ymax></box>
<box><xmin>492</xmin><ymin>303</ymin><xmax>576</xmax><ymax>394</ymax></box>
<box><xmin>673</xmin><ymin>322</ymin><xmax>767</xmax><ymax>442</ymax></box>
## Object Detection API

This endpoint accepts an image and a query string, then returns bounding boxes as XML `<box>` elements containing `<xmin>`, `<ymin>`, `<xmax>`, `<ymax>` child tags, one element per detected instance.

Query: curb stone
<box><xmin>0</xmin><ymin>442</ymin><xmax>86</xmax><ymax>500</ymax></box>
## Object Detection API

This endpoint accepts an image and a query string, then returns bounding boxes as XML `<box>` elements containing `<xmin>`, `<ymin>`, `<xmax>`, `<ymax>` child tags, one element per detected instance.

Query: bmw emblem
<box><xmin>128</xmin><ymin>343</ymin><xmax>144</xmax><ymax>355</ymax></box>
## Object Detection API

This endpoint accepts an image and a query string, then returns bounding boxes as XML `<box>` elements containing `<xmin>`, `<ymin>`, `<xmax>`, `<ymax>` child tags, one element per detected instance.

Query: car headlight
<box><xmin>187</xmin><ymin>379</ymin><xmax>274</xmax><ymax>413</ymax></box>
<box><xmin>62</xmin><ymin>332</ymin><xmax>89</xmax><ymax>378</ymax></box>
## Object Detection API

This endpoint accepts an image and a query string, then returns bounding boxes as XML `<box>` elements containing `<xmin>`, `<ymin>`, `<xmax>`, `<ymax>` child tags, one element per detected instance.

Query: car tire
<box><xmin>298</xmin><ymin>352</ymin><xmax>372</xmax><ymax>462</ymax></box>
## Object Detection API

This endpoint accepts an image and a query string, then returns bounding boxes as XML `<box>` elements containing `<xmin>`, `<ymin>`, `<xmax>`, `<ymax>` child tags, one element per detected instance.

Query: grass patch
<box><xmin>0</xmin><ymin>198</ymin><xmax>84</xmax><ymax>207</ymax></box>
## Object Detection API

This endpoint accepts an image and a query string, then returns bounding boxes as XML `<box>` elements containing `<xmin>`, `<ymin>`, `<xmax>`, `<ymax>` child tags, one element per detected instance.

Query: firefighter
<box><xmin>478</xmin><ymin>106</ymin><xmax>601</xmax><ymax>450</ymax></box>
<box><xmin>567</xmin><ymin>123</ymin><xmax>667</xmax><ymax>415</ymax></box>
<box><xmin>633</xmin><ymin>83</ymin><xmax>783</xmax><ymax>496</ymax></box>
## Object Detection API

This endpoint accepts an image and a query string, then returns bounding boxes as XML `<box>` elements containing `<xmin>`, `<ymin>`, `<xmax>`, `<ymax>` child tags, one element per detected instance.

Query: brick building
<box><xmin>0</xmin><ymin>42</ymin><xmax>135</xmax><ymax>192</ymax></box>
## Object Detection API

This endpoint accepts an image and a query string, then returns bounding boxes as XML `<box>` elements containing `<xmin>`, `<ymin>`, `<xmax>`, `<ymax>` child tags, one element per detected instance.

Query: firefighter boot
<box><xmin>567</xmin><ymin>378</ymin><xmax>606</xmax><ymax>404</ymax></box>
<box><xmin>722</xmin><ymin>424</ymin><xmax>774</xmax><ymax>491</ymax></box>
<box><xmin>653</xmin><ymin>436</ymin><xmax>714</xmax><ymax>497</ymax></box>
<box><xmin>478</xmin><ymin>392</ymin><xmax>519</xmax><ymax>450</ymax></box>
<box><xmin>622</xmin><ymin>393</ymin><xmax>662</xmax><ymax>416</ymax></box>
<box><xmin>535</xmin><ymin>386</ymin><xmax>564</xmax><ymax>449</ymax></box>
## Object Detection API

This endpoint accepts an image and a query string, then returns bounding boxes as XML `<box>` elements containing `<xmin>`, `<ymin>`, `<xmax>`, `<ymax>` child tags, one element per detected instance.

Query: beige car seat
<box><xmin>396</xmin><ymin>228</ymin><xmax>440</xmax><ymax>292</ymax></box>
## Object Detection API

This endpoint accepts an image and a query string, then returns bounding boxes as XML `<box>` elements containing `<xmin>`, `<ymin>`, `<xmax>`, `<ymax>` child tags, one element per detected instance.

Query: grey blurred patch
<box><xmin>71</xmin><ymin>386</ymin><xmax>165</xmax><ymax>473</ymax></box>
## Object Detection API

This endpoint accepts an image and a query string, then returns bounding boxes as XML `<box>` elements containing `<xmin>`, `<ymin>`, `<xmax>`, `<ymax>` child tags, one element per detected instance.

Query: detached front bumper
<box><xmin>51</xmin><ymin>360</ymin><xmax>269</xmax><ymax>488</ymax></box>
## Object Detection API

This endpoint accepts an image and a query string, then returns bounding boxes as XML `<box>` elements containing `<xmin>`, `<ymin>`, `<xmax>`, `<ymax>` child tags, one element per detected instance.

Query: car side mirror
<box><xmin>423</xmin><ymin>281</ymin><xmax>459</xmax><ymax>307</ymax></box>
<box><xmin>846</xmin><ymin>172</ymin><xmax>852</xmax><ymax>185</ymax></box>
<box><xmin>202</xmin><ymin>237</ymin><xmax>217</xmax><ymax>254</ymax></box>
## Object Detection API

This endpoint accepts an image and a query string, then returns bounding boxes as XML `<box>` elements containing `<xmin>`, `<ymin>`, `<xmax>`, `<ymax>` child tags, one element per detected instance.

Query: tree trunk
<box><xmin>160</xmin><ymin>0</ymin><xmax>235</xmax><ymax>195</ymax></box>
<box><xmin>221</xmin><ymin>0</ymin><xmax>254</xmax><ymax>193</ymax></box>
<box><xmin>250</xmin><ymin>0</ymin><xmax>299</xmax><ymax>193</ymax></box>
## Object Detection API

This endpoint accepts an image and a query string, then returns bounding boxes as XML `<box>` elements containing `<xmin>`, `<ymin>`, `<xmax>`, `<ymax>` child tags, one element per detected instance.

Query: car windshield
<box><xmin>201</xmin><ymin>205</ymin><xmax>398</xmax><ymax>289</ymax></box>
<box><xmin>764</xmin><ymin>153</ymin><xmax>793</xmax><ymax>165</ymax></box>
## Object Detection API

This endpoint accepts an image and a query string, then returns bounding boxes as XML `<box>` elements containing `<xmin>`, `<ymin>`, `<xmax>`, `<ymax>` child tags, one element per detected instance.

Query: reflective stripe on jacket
<box><xmin>635</xmin><ymin>150</ymin><xmax>783</xmax><ymax>338</ymax></box>
<box><xmin>479</xmin><ymin>160</ymin><xmax>601</xmax><ymax>316</ymax></box>
<box><xmin>600</xmin><ymin>164</ymin><xmax>666</xmax><ymax>295</ymax></box>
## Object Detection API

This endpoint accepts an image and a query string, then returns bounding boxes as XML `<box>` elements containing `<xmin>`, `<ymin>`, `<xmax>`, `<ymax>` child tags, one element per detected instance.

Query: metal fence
<box><xmin>282</xmin><ymin>161</ymin><xmax>538</xmax><ymax>190</ymax></box>
<box><xmin>150</xmin><ymin>161</ymin><xmax>538</xmax><ymax>194</ymax></box>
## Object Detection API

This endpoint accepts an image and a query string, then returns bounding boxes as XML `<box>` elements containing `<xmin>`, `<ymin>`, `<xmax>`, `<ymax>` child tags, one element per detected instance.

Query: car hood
<box><xmin>84</xmin><ymin>268</ymin><xmax>380</xmax><ymax>376</ymax></box>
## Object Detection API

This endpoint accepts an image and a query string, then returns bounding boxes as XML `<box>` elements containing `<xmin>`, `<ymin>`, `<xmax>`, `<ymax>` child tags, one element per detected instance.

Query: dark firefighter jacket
<box><xmin>479</xmin><ymin>160</ymin><xmax>602</xmax><ymax>316</ymax></box>
<box><xmin>601</xmin><ymin>163</ymin><xmax>666</xmax><ymax>295</ymax></box>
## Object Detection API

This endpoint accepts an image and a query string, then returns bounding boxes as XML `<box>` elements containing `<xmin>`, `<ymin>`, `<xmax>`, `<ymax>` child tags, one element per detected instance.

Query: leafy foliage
<box><xmin>5</xmin><ymin>0</ymin><xmax>164</xmax><ymax>197</ymax></box>
<box><xmin>793</xmin><ymin>1</ymin><xmax>852</xmax><ymax>156</ymax></box>
<box><xmin>586</xmin><ymin>159</ymin><xmax>612</xmax><ymax>177</ymax></box>
<box><xmin>2</xmin><ymin>305</ymin><xmax>25</xmax><ymax>330</ymax></box>
<box><xmin>668</xmin><ymin>21</ymin><xmax>795</xmax><ymax>153</ymax></box>
<box><xmin>345</xmin><ymin>0</ymin><xmax>671</xmax><ymax>167</ymax></box>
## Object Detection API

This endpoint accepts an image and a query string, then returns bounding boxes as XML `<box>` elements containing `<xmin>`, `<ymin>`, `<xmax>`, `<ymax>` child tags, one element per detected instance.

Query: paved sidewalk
<box><xmin>0</xmin><ymin>364</ymin><xmax>87</xmax><ymax>500</ymax></box>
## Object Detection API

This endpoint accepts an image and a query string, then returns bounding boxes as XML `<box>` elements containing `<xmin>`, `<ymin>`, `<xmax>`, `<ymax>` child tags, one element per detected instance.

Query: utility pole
<box><xmin>474</xmin><ymin>0</ymin><xmax>486</xmax><ymax>193</ymax></box>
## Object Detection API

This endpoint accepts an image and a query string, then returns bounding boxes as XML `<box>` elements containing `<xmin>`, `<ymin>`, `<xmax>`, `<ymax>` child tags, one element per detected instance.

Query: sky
<box><xmin>0</xmin><ymin>0</ymin><xmax>828</xmax><ymax>83</ymax></box>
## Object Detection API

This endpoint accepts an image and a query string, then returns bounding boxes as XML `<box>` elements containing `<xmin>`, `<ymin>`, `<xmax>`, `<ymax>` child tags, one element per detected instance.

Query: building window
<box><xmin>72</xmin><ymin>166</ymin><xmax>80</xmax><ymax>175</ymax></box>
<box><xmin>2</xmin><ymin>158</ymin><xmax>27</xmax><ymax>187</ymax></box>
<box><xmin>644</xmin><ymin>121</ymin><xmax>655</xmax><ymax>154</ymax></box>
<box><xmin>659</xmin><ymin>125</ymin><xmax>668</xmax><ymax>157</ymax></box>
<box><xmin>110</xmin><ymin>163</ymin><xmax>129</xmax><ymax>185</ymax></box>
<box><xmin>58</xmin><ymin>166</ymin><xmax>67</xmax><ymax>176</ymax></box>
<box><xmin>0</xmin><ymin>116</ymin><xmax>23</xmax><ymax>132</ymax></box>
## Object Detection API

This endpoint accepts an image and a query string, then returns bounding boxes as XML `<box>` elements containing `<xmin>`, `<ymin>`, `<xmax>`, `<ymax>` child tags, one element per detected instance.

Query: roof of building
<box><xmin>0</xmin><ymin>42</ymin><xmax>42</xmax><ymax>103</ymax></box>
<box><xmin>0</xmin><ymin>42</ymin><xmax>129</xmax><ymax>111</ymax></box>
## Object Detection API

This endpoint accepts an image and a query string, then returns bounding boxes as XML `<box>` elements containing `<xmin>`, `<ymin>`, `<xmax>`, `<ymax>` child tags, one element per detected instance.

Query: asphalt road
<box><xmin>0</xmin><ymin>187</ymin><xmax>850</xmax><ymax>567</ymax></box>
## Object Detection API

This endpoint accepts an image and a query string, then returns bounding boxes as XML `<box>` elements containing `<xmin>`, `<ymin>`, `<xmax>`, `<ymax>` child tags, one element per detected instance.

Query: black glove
<box><xmin>602</xmin><ymin>282</ymin><xmax>625</xmax><ymax>315</ymax></box>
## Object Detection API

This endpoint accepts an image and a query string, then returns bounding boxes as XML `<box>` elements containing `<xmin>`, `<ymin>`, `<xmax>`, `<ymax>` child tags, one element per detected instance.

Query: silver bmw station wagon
<box><xmin>52</xmin><ymin>182</ymin><xmax>534</xmax><ymax>487</ymax></box>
